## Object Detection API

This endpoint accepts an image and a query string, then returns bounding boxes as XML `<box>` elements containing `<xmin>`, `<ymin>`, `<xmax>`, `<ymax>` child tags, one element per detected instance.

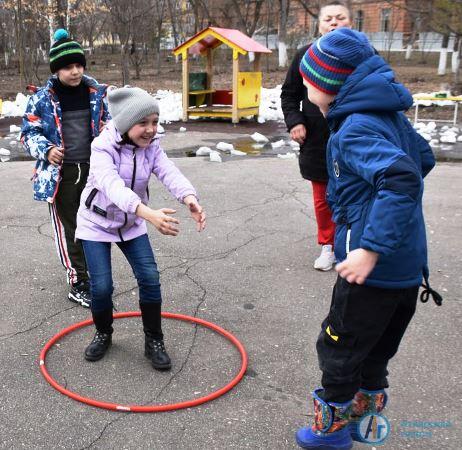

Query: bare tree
<box><xmin>278</xmin><ymin>0</ymin><xmax>290</xmax><ymax>67</ymax></box>
<box><xmin>431</xmin><ymin>0</ymin><xmax>462</xmax><ymax>85</ymax></box>
<box><xmin>151</xmin><ymin>0</ymin><xmax>167</xmax><ymax>75</ymax></box>
<box><xmin>73</xmin><ymin>0</ymin><xmax>108</xmax><ymax>53</ymax></box>
<box><xmin>104</xmin><ymin>0</ymin><xmax>153</xmax><ymax>85</ymax></box>
<box><xmin>230</xmin><ymin>0</ymin><xmax>265</xmax><ymax>36</ymax></box>
<box><xmin>297</xmin><ymin>0</ymin><xmax>320</xmax><ymax>19</ymax></box>
<box><xmin>188</xmin><ymin>0</ymin><xmax>212</xmax><ymax>33</ymax></box>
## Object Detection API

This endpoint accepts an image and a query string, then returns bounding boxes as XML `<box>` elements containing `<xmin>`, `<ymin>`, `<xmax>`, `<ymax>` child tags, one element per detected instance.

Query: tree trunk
<box><xmin>55</xmin><ymin>0</ymin><xmax>66</xmax><ymax>29</ymax></box>
<box><xmin>265</xmin><ymin>0</ymin><xmax>271</xmax><ymax>72</ymax></box>
<box><xmin>438</xmin><ymin>34</ymin><xmax>449</xmax><ymax>76</ymax></box>
<box><xmin>278</xmin><ymin>41</ymin><xmax>288</xmax><ymax>67</ymax></box>
<box><xmin>47</xmin><ymin>0</ymin><xmax>54</xmax><ymax>44</ymax></box>
<box><xmin>405</xmin><ymin>44</ymin><xmax>412</xmax><ymax>60</ymax></box>
<box><xmin>167</xmin><ymin>0</ymin><xmax>179</xmax><ymax>48</ymax></box>
<box><xmin>278</xmin><ymin>0</ymin><xmax>289</xmax><ymax>68</ymax></box>
<box><xmin>15</xmin><ymin>0</ymin><xmax>25</xmax><ymax>91</ymax></box>
<box><xmin>121</xmin><ymin>43</ymin><xmax>130</xmax><ymax>85</ymax></box>
<box><xmin>452</xmin><ymin>36</ymin><xmax>460</xmax><ymax>74</ymax></box>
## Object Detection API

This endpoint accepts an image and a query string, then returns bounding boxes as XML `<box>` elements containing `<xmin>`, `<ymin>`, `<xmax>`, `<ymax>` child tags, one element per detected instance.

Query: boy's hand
<box><xmin>183</xmin><ymin>195</ymin><xmax>206</xmax><ymax>232</ymax></box>
<box><xmin>335</xmin><ymin>248</ymin><xmax>379</xmax><ymax>285</ymax></box>
<box><xmin>290</xmin><ymin>124</ymin><xmax>306</xmax><ymax>144</ymax></box>
<box><xmin>47</xmin><ymin>146</ymin><xmax>64</xmax><ymax>166</ymax></box>
<box><xmin>138</xmin><ymin>205</ymin><xmax>180</xmax><ymax>236</ymax></box>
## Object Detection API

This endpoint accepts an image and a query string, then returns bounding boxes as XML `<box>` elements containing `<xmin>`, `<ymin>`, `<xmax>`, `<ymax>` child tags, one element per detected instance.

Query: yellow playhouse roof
<box><xmin>173</xmin><ymin>27</ymin><xmax>272</xmax><ymax>56</ymax></box>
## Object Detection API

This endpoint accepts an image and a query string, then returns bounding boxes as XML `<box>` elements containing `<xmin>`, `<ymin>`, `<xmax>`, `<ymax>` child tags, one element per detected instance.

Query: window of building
<box><xmin>380</xmin><ymin>8</ymin><xmax>391</xmax><ymax>32</ymax></box>
<box><xmin>355</xmin><ymin>10</ymin><xmax>364</xmax><ymax>31</ymax></box>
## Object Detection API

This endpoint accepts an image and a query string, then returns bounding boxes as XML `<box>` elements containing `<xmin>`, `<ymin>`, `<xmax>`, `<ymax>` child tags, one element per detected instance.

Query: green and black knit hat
<box><xmin>49</xmin><ymin>29</ymin><xmax>86</xmax><ymax>73</ymax></box>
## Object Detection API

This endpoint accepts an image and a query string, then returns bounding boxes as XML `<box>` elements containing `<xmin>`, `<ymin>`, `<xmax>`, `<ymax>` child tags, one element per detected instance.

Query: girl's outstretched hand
<box><xmin>183</xmin><ymin>195</ymin><xmax>206</xmax><ymax>232</ymax></box>
<box><xmin>136</xmin><ymin>204</ymin><xmax>180</xmax><ymax>236</ymax></box>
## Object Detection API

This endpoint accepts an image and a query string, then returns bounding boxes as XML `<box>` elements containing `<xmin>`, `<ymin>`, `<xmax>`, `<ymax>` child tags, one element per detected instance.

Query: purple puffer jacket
<box><xmin>76</xmin><ymin>120</ymin><xmax>197</xmax><ymax>242</ymax></box>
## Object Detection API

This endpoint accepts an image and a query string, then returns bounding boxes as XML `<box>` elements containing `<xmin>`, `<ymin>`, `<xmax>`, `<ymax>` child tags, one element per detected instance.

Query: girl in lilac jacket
<box><xmin>76</xmin><ymin>86</ymin><xmax>206</xmax><ymax>369</ymax></box>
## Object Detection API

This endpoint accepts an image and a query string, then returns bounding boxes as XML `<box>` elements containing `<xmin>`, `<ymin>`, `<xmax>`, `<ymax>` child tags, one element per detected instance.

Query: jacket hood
<box><xmin>327</xmin><ymin>55</ymin><xmax>413</xmax><ymax>126</ymax></box>
<box><xmin>101</xmin><ymin>120</ymin><xmax>121</xmax><ymax>146</ymax></box>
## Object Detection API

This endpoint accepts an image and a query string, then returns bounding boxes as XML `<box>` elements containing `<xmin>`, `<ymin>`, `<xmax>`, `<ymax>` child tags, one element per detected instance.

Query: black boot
<box><xmin>85</xmin><ymin>308</ymin><xmax>113</xmax><ymax>362</ymax></box>
<box><xmin>140</xmin><ymin>302</ymin><xmax>171</xmax><ymax>371</ymax></box>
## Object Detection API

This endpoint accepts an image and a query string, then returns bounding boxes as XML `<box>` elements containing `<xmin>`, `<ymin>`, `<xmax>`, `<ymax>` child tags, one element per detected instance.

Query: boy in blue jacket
<box><xmin>21</xmin><ymin>29</ymin><xmax>109</xmax><ymax>308</ymax></box>
<box><xmin>295</xmin><ymin>28</ymin><xmax>441</xmax><ymax>449</ymax></box>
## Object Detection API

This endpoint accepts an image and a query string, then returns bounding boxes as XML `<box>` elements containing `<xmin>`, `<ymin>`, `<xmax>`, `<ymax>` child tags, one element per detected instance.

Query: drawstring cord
<box><xmin>420</xmin><ymin>270</ymin><xmax>443</xmax><ymax>306</ymax></box>
<box><xmin>75</xmin><ymin>163</ymin><xmax>81</xmax><ymax>185</ymax></box>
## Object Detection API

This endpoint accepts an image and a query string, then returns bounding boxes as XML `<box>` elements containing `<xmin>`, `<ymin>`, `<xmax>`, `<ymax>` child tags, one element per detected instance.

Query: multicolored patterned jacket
<box><xmin>21</xmin><ymin>75</ymin><xmax>109</xmax><ymax>202</ymax></box>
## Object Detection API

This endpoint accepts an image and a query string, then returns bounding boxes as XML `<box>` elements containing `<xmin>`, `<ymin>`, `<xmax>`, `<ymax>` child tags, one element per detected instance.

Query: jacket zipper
<box><xmin>85</xmin><ymin>187</ymin><xmax>98</xmax><ymax>208</ymax></box>
<box><xmin>346</xmin><ymin>227</ymin><xmax>351</xmax><ymax>255</ymax></box>
<box><xmin>118</xmin><ymin>149</ymin><xmax>137</xmax><ymax>241</ymax></box>
<box><xmin>50</xmin><ymin>92</ymin><xmax>65</xmax><ymax>202</ymax></box>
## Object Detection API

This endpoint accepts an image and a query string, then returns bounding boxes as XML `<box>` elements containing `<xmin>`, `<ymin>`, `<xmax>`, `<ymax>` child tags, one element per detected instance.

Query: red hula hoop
<box><xmin>39</xmin><ymin>311</ymin><xmax>248</xmax><ymax>412</ymax></box>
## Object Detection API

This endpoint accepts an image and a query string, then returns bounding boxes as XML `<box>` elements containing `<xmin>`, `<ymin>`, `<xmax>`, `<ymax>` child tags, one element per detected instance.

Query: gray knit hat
<box><xmin>108</xmin><ymin>86</ymin><xmax>160</xmax><ymax>135</ymax></box>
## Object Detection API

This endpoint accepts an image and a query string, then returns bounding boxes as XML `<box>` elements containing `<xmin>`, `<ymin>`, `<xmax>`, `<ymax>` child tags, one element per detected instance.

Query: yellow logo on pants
<box><xmin>326</xmin><ymin>325</ymin><xmax>339</xmax><ymax>342</ymax></box>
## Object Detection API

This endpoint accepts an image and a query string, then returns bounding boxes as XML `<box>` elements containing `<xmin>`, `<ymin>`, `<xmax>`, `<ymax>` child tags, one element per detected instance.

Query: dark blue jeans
<box><xmin>82</xmin><ymin>234</ymin><xmax>162</xmax><ymax>313</ymax></box>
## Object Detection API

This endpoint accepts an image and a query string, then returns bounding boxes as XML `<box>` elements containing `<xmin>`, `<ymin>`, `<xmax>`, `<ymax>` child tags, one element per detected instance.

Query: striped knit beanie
<box><xmin>49</xmin><ymin>29</ymin><xmax>86</xmax><ymax>73</ymax></box>
<box><xmin>299</xmin><ymin>28</ymin><xmax>374</xmax><ymax>95</ymax></box>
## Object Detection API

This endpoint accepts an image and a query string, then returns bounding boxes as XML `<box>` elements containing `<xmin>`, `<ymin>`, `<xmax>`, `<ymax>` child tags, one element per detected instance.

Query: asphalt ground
<box><xmin>0</xmin><ymin>152</ymin><xmax>460</xmax><ymax>449</ymax></box>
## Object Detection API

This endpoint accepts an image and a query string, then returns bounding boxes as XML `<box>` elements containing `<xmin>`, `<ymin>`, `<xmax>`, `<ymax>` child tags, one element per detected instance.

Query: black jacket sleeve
<box><xmin>281</xmin><ymin>45</ymin><xmax>310</xmax><ymax>132</ymax></box>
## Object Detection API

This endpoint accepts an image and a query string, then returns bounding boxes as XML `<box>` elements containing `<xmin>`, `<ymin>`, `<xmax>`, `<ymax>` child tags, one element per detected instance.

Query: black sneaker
<box><xmin>68</xmin><ymin>281</ymin><xmax>92</xmax><ymax>308</ymax></box>
<box><xmin>145</xmin><ymin>338</ymin><xmax>172</xmax><ymax>371</ymax></box>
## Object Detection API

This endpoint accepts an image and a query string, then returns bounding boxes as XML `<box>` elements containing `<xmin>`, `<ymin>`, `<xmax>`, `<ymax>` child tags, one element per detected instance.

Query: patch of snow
<box><xmin>230</xmin><ymin>148</ymin><xmax>246</xmax><ymax>156</ymax></box>
<box><xmin>440</xmin><ymin>134</ymin><xmax>456</xmax><ymax>144</ymax></box>
<box><xmin>216</xmin><ymin>142</ymin><xmax>234</xmax><ymax>152</ymax></box>
<box><xmin>271</xmin><ymin>139</ymin><xmax>285</xmax><ymax>149</ymax></box>
<box><xmin>196</xmin><ymin>146</ymin><xmax>212</xmax><ymax>156</ymax></box>
<box><xmin>209</xmin><ymin>150</ymin><xmax>222</xmax><ymax>162</ymax></box>
<box><xmin>250</xmin><ymin>132</ymin><xmax>269</xmax><ymax>143</ymax></box>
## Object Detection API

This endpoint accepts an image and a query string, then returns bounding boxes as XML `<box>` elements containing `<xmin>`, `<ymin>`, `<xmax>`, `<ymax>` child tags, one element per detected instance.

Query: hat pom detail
<box><xmin>53</xmin><ymin>28</ymin><xmax>69</xmax><ymax>41</ymax></box>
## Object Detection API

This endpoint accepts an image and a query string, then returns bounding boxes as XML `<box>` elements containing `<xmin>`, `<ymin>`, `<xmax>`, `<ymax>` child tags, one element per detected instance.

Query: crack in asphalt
<box><xmin>5</xmin><ymin>209</ymin><xmax>284</xmax><ymax>448</ymax></box>
<box><xmin>0</xmin><ymin>305</ymin><xmax>77</xmax><ymax>340</ymax></box>
<box><xmin>79</xmin><ymin>234</ymin><xmax>267</xmax><ymax>448</ymax></box>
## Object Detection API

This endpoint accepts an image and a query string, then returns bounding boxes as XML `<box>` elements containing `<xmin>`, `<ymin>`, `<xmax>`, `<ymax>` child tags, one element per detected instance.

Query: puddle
<box><xmin>168</xmin><ymin>135</ymin><xmax>296</xmax><ymax>159</ymax></box>
<box><xmin>2</xmin><ymin>133</ymin><xmax>300</xmax><ymax>162</ymax></box>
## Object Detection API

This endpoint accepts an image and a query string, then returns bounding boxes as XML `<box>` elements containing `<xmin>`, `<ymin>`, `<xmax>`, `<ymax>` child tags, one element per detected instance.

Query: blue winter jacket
<box><xmin>21</xmin><ymin>75</ymin><xmax>109</xmax><ymax>202</ymax></box>
<box><xmin>326</xmin><ymin>55</ymin><xmax>435</xmax><ymax>289</ymax></box>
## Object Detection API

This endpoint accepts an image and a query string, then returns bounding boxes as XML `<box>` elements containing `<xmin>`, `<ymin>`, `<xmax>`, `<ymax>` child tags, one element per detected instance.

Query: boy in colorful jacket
<box><xmin>21</xmin><ymin>29</ymin><xmax>109</xmax><ymax>308</ymax></box>
<box><xmin>295</xmin><ymin>28</ymin><xmax>441</xmax><ymax>449</ymax></box>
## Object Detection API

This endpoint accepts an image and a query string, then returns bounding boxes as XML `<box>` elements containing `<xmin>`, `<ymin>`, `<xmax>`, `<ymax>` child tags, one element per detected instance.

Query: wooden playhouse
<box><xmin>173</xmin><ymin>27</ymin><xmax>272</xmax><ymax>123</ymax></box>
